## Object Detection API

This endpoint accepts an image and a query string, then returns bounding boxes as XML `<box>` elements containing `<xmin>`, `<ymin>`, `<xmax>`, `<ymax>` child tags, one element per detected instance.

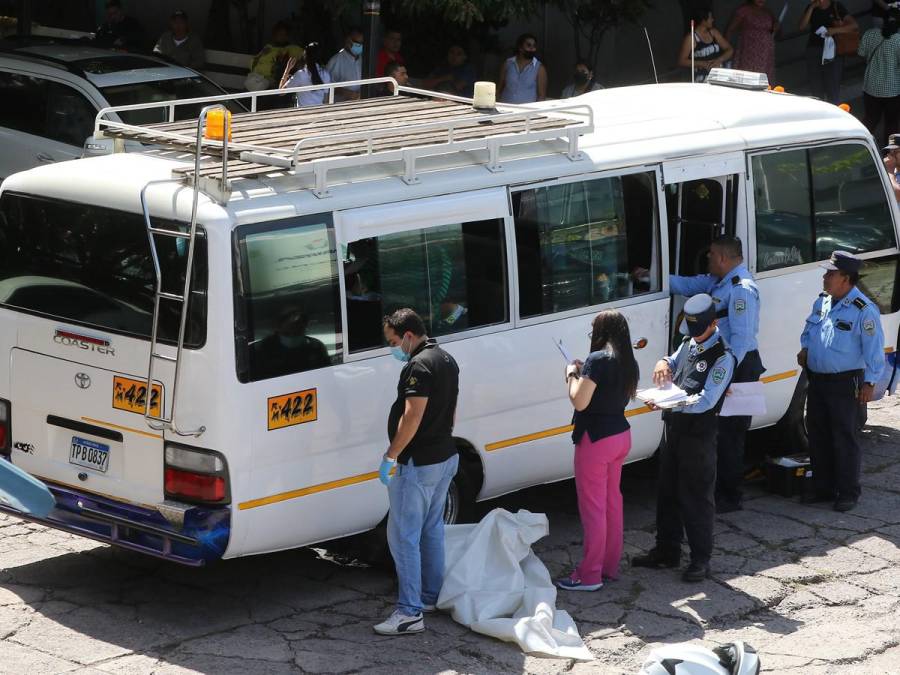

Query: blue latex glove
<box><xmin>379</xmin><ymin>456</ymin><xmax>396</xmax><ymax>486</ymax></box>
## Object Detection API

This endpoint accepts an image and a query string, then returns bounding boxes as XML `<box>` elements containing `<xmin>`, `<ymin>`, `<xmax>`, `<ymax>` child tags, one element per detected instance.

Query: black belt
<box><xmin>807</xmin><ymin>369</ymin><xmax>862</xmax><ymax>381</ymax></box>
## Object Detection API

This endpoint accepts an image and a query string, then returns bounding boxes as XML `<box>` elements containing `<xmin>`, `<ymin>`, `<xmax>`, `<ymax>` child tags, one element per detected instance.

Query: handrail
<box><xmin>95</xmin><ymin>87</ymin><xmax>592</xmax><ymax>172</ymax></box>
<box><xmin>93</xmin><ymin>77</ymin><xmax>400</xmax><ymax>133</ymax></box>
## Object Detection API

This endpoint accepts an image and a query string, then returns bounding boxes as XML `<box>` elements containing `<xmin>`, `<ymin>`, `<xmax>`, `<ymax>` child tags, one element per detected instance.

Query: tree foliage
<box><xmin>389</xmin><ymin>0</ymin><xmax>543</xmax><ymax>27</ymax></box>
<box><xmin>553</xmin><ymin>0</ymin><xmax>653</xmax><ymax>69</ymax></box>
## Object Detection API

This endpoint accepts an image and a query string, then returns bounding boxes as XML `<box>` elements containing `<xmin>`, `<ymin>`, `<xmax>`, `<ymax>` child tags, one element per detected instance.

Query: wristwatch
<box><xmin>566</xmin><ymin>371</ymin><xmax>578</xmax><ymax>381</ymax></box>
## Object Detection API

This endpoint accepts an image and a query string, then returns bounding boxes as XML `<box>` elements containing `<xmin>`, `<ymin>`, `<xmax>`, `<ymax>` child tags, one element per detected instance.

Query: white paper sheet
<box><xmin>719</xmin><ymin>381</ymin><xmax>767</xmax><ymax>417</ymax></box>
<box><xmin>636</xmin><ymin>384</ymin><xmax>699</xmax><ymax>409</ymax></box>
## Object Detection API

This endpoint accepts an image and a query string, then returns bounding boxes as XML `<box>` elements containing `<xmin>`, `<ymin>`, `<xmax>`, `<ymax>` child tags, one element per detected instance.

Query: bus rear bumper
<box><xmin>0</xmin><ymin>482</ymin><xmax>230</xmax><ymax>566</ymax></box>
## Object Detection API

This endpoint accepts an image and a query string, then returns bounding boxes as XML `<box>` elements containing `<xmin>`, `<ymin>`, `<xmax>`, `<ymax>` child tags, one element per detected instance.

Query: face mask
<box><xmin>390</xmin><ymin>335</ymin><xmax>410</xmax><ymax>362</ymax></box>
<box><xmin>522</xmin><ymin>48</ymin><xmax>537</xmax><ymax>59</ymax></box>
<box><xmin>350</xmin><ymin>42</ymin><xmax>363</xmax><ymax>57</ymax></box>
<box><xmin>573</xmin><ymin>72</ymin><xmax>589</xmax><ymax>85</ymax></box>
<box><xmin>279</xmin><ymin>335</ymin><xmax>304</xmax><ymax>349</ymax></box>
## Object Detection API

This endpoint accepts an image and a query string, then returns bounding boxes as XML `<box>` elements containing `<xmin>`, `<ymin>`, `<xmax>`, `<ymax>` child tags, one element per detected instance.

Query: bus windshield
<box><xmin>0</xmin><ymin>193</ymin><xmax>207</xmax><ymax>347</ymax></box>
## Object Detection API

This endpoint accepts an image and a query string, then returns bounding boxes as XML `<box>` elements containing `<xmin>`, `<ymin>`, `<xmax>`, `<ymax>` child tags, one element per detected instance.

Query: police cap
<box><xmin>819</xmin><ymin>250</ymin><xmax>861</xmax><ymax>274</ymax></box>
<box><xmin>883</xmin><ymin>133</ymin><xmax>900</xmax><ymax>153</ymax></box>
<box><xmin>683</xmin><ymin>293</ymin><xmax>716</xmax><ymax>337</ymax></box>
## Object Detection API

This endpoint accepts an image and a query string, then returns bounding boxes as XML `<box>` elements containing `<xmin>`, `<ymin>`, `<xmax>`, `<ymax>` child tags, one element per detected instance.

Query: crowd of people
<box><xmin>89</xmin><ymin>0</ymin><xmax>900</xmax><ymax>142</ymax></box>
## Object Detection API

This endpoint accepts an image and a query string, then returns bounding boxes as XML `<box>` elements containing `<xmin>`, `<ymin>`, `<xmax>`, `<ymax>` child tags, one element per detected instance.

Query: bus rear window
<box><xmin>0</xmin><ymin>193</ymin><xmax>207</xmax><ymax>347</ymax></box>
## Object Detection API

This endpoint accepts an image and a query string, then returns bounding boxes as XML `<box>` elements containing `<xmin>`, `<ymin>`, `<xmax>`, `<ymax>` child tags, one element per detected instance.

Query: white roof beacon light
<box><xmin>706</xmin><ymin>68</ymin><xmax>769</xmax><ymax>91</ymax></box>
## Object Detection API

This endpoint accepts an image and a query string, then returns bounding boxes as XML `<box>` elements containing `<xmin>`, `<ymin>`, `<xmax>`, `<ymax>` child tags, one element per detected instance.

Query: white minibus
<box><xmin>0</xmin><ymin>73</ymin><xmax>897</xmax><ymax>565</ymax></box>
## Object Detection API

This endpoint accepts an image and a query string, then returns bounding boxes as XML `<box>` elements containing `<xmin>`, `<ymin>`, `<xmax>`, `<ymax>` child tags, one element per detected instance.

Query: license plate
<box><xmin>112</xmin><ymin>376</ymin><xmax>162</xmax><ymax>416</ymax></box>
<box><xmin>69</xmin><ymin>436</ymin><xmax>110</xmax><ymax>473</ymax></box>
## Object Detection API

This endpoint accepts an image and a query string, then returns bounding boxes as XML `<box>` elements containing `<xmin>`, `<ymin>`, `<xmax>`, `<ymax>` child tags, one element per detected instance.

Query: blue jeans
<box><xmin>387</xmin><ymin>453</ymin><xmax>459</xmax><ymax>615</ymax></box>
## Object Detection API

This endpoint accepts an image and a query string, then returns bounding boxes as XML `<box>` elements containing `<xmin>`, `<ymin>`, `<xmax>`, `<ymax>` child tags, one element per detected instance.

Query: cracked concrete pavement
<box><xmin>3</xmin><ymin>397</ymin><xmax>900</xmax><ymax>674</ymax></box>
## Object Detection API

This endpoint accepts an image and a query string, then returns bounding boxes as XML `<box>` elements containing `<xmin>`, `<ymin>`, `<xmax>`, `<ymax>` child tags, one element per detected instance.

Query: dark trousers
<box><xmin>863</xmin><ymin>92</ymin><xmax>900</xmax><ymax>150</ymax></box>
<box><xmin>805</xmin><ymin>48</ymin><xmax>843</xmax><ymax>104</ymax></box>
<box><xmin>716</xmin><ymin>350</ymin><xmax>764</xmax><ymax>505</ymax></box>
<box><xmin>656</xmin><ymin>413</ymin><xmax>717</xmax><ymax>564</ymax></box>
<box><xmin>807</xmin><ymin>371</ymin><xmax>863</xmax><ymax>501</ymax></box>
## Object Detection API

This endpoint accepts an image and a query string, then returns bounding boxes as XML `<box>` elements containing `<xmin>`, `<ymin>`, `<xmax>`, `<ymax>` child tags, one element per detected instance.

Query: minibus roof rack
<box><xmin>93</xmin><ymin>78</ymin><xmax>594</xmax><ymax>202</ymax></box>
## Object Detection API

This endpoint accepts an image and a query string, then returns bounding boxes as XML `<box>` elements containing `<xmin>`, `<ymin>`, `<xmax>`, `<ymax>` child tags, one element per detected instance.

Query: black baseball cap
<box><xmin>819</xmin><ymin>250</ymin><xmax>861</xmax><ymax>274</ymax></box>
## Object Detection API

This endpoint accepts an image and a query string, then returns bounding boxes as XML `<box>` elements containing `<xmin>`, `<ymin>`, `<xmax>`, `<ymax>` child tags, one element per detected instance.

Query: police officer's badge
<box><xmin>863</xmin><ymin>319</ymin><xmax>876</xmax><ymax>335</ymax></box>
<box><xmin>695</xmin><ymin>361</ymin><xmax>708</xmax><ymax>373</ymax></box>
<box><xmin>734</xmin><ymin>299</ymin><xmax>746</xmax><ymax>313</ymax></box>
<box><xmin>711</xmin><ymin>367</ymin><xmax>726</xmax><ymax>385</ymax></box>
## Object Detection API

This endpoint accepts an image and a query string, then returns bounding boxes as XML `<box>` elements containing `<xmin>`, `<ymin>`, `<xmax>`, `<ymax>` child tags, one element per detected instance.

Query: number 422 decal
<box><xmin>268</xmin><ymin>389</ymin><xmax>317</xmax><ymax>431</ymax></box>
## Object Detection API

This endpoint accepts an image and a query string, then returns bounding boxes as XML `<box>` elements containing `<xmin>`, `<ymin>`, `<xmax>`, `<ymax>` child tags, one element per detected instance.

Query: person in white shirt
<box><xmin>327</xmin><ymin>27</ymin><xmax>364</xmax><ymax>102</ymax></box>
<box><xmin>280</xmin><ymin>42</ymin><xmax>332</xmax><ymax>107</ymax></box>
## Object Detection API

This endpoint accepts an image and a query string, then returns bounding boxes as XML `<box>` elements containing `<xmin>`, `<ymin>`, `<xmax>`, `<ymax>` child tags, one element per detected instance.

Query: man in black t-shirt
<box><xmin>374</xmin><ymin>308</ymin><xmax>460</xmax><ymax>636</ymax></box>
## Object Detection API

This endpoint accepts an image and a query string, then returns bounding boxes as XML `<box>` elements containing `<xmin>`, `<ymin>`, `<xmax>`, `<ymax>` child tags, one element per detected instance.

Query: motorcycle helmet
<box><xmin>638</xmin><ymin>641</ymin><xmax>760</xmax><ymax>675</ymax></box>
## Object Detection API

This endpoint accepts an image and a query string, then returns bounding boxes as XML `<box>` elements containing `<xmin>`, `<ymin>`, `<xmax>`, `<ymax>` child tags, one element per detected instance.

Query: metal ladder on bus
<box><xmin>139</xmin><ymin>105</ymin><xmax>230</xmax><ymax>437</ymax></box>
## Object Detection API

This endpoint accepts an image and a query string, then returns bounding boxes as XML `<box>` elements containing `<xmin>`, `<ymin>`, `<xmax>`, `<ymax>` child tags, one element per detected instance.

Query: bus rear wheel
<box><xmin>355</xmin><ymin>451</ymin><xmax>480</xmax><ymax>567</ymax></box>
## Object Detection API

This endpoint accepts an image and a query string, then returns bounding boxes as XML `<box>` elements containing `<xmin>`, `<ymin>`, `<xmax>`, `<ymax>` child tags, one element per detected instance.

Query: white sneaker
<box><xmin>373</xmin><ymin>610</ymin><xmax>425</xmax><ymax>635</ymax></box>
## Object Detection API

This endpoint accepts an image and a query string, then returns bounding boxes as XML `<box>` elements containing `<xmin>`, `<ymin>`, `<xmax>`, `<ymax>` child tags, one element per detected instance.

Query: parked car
<box><xmin>0</xmin><ymin>38</ymin><xmax>242</xmax><ymax>181</ymax></box>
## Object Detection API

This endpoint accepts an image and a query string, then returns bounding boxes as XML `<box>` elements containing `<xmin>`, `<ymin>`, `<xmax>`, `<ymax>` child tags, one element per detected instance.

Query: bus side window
<box><xmin>234</xmin><ymin>215</ymin><xmax>343</xmax><ymax>383</ymax></box>
<box><xmin>810</xmin><ymin>144</ymin><xmax>896</xmax><ymax>259</ymax></box>
<box><xmin>512</xmin><ymin>171</ymin><xmax>660</xmax><ymax>319</ymax></box>
<box><xmin>343</xmin><ymin>219</ymin><xmax>508</xmax><ymax>353</ymax></box>
<box><xmin>753</xmin><ymin>144</ymin><xmax>897</xmax><ymax>272</ymax></box>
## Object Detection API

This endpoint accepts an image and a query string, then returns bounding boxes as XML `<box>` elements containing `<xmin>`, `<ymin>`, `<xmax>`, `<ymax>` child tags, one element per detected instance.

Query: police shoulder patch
<box><xmin>407</xmin><ymin>376</ymin><xmax>417</xmax><ymax>387</ymax></box>
<box><xmin>863</xmin><ymin>318</ymin><xmax>876</xmax><ymax>335</ymax></box>
<box><xmin>734</xmin><ymin>299</ymin><xmax>746</xmax><ymax>313</ymax></box>
<box><xmin>695</xmin><ymin>361</ymin><xmax>708</xmax><ymax>373</ymax></box>
<box><xmin>853</xmin><ymin>297</ymin><xmax>867</xmax><ymax>310</ymax></box>
<box><xmin>711</xmin><ymin>366</ymin><xmax>727</xmax><ymax>385</ymax></box>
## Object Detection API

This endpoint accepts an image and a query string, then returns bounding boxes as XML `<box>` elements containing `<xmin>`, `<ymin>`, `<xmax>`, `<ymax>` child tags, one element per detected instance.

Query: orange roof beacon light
<box><xmin>205</xmin><ymin>109</ymin><xmax>232</xmax><ymax>141</ymax></box>
<box><xmin>773</xmin><ymin>85</ymin><xmax>785</xmax><ymax>93</ymax></box>
<box><xmin>838</xmin><ymin>103</ymin><xmax>851</xmax><ymax>113</ymax></box>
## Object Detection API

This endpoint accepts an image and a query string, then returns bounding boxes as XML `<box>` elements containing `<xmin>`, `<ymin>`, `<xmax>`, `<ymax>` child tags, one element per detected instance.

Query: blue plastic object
<box><xmin>0</xmin><ymin>458</ymin><xmax>56</xmax><ymax>517</ymax></box>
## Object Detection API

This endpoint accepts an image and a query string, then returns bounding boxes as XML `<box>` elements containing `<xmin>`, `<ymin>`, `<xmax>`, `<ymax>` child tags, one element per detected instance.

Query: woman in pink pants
<box><xmin>556</xmin><ymin>310</ymin><xmax>639</xmax><ymax>592</ymax></box>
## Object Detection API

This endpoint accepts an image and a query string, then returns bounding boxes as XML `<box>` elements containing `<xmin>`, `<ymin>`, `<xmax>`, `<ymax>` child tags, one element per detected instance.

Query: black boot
<box><xmin>631</xmin><ymin>548</ymin><xmax>680</xmax><ymax>569</ymax></box>
<box><xmin>682</xmin><ymin>560</ymin><xmax>711</xmax><ymax>582</ymax></box>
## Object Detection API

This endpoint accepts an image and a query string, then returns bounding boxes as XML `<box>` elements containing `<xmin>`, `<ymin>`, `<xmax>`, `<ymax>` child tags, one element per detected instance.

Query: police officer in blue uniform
<box><xmin>798</xmin><ymin>251</ymin><xmax>884</xmax><ymax>512</ymax></box>
<box><xmin>632</xmin><ymin>294</ymin><xmax>736</xmax><ymax>582</ymax></box>
<box><xmin>669</xmin><ymin>236</ymin><xmax>764</xmax><ymax>513</ymax></box>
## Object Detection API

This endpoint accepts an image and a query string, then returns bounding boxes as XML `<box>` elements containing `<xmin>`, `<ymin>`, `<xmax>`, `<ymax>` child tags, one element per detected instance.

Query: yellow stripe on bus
<box><xmin>238</xmin><ymin>470</ymin><xmax>386</xmax><ymax>510</ymax></box>
<box><xmin>486</xmin><ymin>369</ymin><xmax>800</xmax><ymax>452</ymax></box>
<box><xmin>238</xmin><ymin>368</ymin><xmax>807</xmax><ymax>508</ymax></box>
<box><xmin>760</xmin><ymin>370</ymin><xmax>798</xmax><ymax>384</ymax></box>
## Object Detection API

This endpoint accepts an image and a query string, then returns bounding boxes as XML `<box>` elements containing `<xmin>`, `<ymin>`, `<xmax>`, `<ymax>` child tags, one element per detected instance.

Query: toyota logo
<box><xmin>74</xmin><ymin>373</ymin><xmax>91</xmax><ymax>389</ymax></box>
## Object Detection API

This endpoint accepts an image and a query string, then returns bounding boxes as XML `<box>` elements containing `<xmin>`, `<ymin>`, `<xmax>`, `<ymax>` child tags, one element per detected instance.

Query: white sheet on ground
<box><xmin>437</xmin><ymin>508</ymin><xmax>593</xmax><ymax>661</ymax></box>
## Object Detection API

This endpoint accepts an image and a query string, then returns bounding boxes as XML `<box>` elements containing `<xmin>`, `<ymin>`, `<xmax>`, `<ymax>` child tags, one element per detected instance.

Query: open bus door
<box><xmin>663</xmin><ymin>154</ymin><xmax>745</xmax><ymax>348</ymax></box>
